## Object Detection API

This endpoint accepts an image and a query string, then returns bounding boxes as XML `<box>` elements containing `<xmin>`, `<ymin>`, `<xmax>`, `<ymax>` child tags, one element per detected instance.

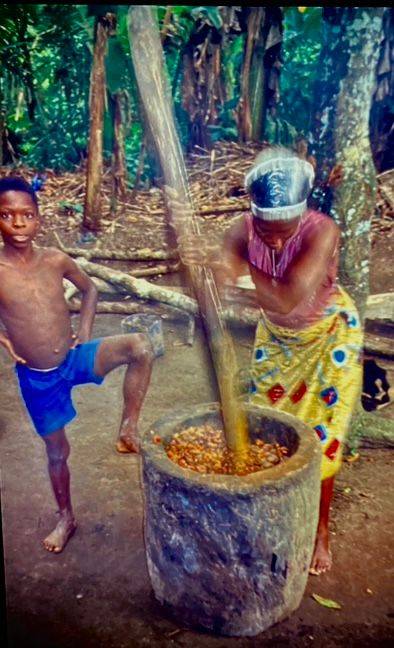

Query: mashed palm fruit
<box><xmin>161</xmin><ymin>424</ymin><xmax>289</xmax><ymax>476</ymax></box>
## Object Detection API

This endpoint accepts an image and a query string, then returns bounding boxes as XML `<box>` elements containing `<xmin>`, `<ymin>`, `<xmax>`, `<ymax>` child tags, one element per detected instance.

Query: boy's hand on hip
<box><xmin>0</xmin><ymin>334</ymin><xmax>26</xmax><ymax>364</ymax></box>
<box><xmin>70</xmin><ymin>329</ymin><xmax>90</xmax><ymax>348</ymax></box>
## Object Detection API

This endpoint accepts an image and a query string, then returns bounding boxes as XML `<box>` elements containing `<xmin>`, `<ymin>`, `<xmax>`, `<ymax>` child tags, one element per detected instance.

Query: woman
<box><xmin>171</xmin><ymin>146</ymin><xmax>363</xmax><ymax>575</ymax></box>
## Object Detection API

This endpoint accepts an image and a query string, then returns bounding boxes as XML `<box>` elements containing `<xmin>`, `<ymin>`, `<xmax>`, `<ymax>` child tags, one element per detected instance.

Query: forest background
<box><xmin>1</xmin><ymin>5</ymin><xmax>392</xmax><ymax>177</ymax></box>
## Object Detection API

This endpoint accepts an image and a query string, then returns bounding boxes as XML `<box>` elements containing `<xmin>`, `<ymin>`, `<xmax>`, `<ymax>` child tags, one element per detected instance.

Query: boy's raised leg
<box><xmin>94</xmin><ymin>334</ymin><xmax>154</xmax><ymax>453</ymax></box>
<box><xmin>42</xmin><ymin>428</ymin><xmax>77</xmax><ymax>553</ymax></box>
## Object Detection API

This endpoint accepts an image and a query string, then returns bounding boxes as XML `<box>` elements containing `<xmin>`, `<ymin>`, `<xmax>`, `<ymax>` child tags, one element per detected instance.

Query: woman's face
<box><xmin>252</xmin><ymin>217</ymin><xmax>300</xmax><ymax>252</ymax></box>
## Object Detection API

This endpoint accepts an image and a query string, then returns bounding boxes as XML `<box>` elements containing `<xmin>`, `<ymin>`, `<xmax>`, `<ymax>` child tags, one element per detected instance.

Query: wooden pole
<box><xmin>128</xmin><ymin>6</ymin><xmax>249</xmax><ymax>456</ymax></box>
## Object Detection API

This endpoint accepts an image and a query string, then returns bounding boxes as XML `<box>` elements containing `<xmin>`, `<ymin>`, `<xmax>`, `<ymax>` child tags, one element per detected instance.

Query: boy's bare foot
<box><xmin>116</xmin><ymin>419</ymin><xmax>140</xmax><ymax>454</ymax></box>
<box><xmin>309</xmin><ymin>529</ymin><xmax>332</xmax><ymax>576</ymax></box>
<box><xmin>43</xmin><ymin>515</ymin><xmax>77</xmax><ymax>554</ymax></box>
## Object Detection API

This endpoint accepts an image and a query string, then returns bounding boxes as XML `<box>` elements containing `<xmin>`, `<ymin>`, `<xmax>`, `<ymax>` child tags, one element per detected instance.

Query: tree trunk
<box><xmin>250</xmin><ymin>8</ymin><xmax>283</xmax><ymax>141</ymax></box>
<box><xmin>331</xmin><ymin>9</ymin><xmax>386</xmax><ymax>321</ymax></box>
<box><xmin>369</xmin><ymin>8</ymin><xmax>394</xmax><ymax>172</ymax></box>
<box><xmin>310</xmin><ymin>8</ymin><xmax>394</xmax><ymax>450</ymax></box>
<box><xmin>237</xmin><ymin>7</ymin><xmax>283</xmax><ymax>142</ymax></box>
<box><xmin>181</xmin><ymin>20</ymin><xmax>224</xmax><ymax>150</ymax></box>
<box><xmin>83</xmin><ymin>14</ymin><xmax>115</xmax><ymax>231</ymax></box>
<box><xmin>237</xmin><ymin>8</ymin><xmax>262</xmax><ymax>142</ymax></box>
<box><xmin>311</xmin><ymin>7</ymin><xmax>387</xmax><ymax>320</ymax></box>
<box><xmin>111</xmin><ymin>90</ymin><xmax>128</xmax><ymax>207</ymax></box>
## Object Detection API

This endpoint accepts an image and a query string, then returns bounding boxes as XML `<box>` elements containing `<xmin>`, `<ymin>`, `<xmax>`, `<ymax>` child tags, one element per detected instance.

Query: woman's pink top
<box><xmin>245</xmin><ymin>210</ymin><xmax>339</xmax><ymax>329</ymax></box>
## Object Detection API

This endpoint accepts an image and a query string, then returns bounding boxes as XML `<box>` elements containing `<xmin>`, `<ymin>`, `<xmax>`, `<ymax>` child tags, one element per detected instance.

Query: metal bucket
<box><xmin>121</xmin><ymin>313</ymin><xmax>165</xmax><ymax>358</ymax></box>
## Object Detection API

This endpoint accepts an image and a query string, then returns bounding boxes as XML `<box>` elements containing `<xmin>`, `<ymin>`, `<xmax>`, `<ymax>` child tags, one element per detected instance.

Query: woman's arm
<box><xmin>249</xmin><ymin>220</ymin><xmax>339</xmax><ymax>314</ymax></box>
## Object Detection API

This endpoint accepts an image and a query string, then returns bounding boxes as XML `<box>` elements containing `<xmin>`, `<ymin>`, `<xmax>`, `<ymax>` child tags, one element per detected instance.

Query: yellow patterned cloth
<box><xmin>248</xmin><ymin>287</ymin><xmax>363</xmax><ymax>480</ymax></box>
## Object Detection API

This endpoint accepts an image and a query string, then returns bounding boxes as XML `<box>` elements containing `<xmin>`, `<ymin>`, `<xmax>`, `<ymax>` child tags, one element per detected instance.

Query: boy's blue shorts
<box><xmin>15</xmin><ymin>339</ymin><xmax>104</xmax><ymax>437</ymax></box>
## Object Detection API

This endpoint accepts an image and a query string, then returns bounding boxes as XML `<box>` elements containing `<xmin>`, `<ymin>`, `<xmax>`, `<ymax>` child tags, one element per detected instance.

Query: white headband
<box><xmin>245</xmin><ymin>156</ymin><xmax>315</xmax><ymax>191</ymax></box>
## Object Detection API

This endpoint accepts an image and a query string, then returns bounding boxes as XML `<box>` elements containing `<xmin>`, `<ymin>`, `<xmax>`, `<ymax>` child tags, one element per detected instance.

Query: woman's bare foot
<box><xmin>43</xmin><ymin>514</ymin><xmax>77</xmax><ymax>554</ymax></box>
<box><xmin>309</xmin><ymin>528</ymin><xmax>332</xmax><ymax>576</ymax></box>
<box><xmin>116</xmin><ymin>419</ymin><xmax>140</xmax><ymax>454</ymax></box>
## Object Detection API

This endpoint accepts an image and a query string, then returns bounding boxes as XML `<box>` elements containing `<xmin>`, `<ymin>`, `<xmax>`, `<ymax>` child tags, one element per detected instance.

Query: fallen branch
<box><xmin>349</xmin><ymin>407</ymin><xmax>394</xmax><ymax>449</ymax></box>
<box><xmin>364</xmin><ymin>333</ymin><xmax>394</xmax><ymax>359</ymax></box>
<box><xmin>64</xmin><ymin>277</ymin><xmax>126</xmax><ymax>301</ymax></box>
<box><xmin>199</xmin><ymin>201</ymin><xmax>249</xmax><ymax>216</ymax></box>
<box><xmin>68</xmin><ymin>259</ymin><xmax>394</xmax><ymax>336</ymax></box>
<box><xmin>76</xmin><ymin>257</ymin><xmax>199</xmax><ymax>314</ymax></box>
<box><xmin>129</xmin><ymin>261</ymin><xmax>180</xmax><ymax>276</ymax></box>
<box><xmin>54</xmin><ymin>231</ymin><xmax>178</xmax><ymax>261</ymax></box>
<box><xmin>365</xmin><ymin>292</ymin><xmax>394</xmax><ymax>323</ymax></box>
<box><xmin>157</xmin><ymin>201</ymin><xmax>249</xmax><ymax>218</ymax></box>
<box><xmin>73</xmin><ymin>257</ymin><xmax>260</xmax><ymax>326</ymax></box>
<box><xmin>69</xmin><ymin>299</ymin><xmax>141</xmax><ymax>314</ymax></box>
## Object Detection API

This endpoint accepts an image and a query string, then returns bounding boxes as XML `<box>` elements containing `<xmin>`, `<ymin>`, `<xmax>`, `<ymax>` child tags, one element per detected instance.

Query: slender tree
<box><xmin>111</xmin><ymin>90</ymin><xmax>129</xmax><ymax>205</ymax></box>
<box><xmin>181</xmin><ymin>7</ymin><xmax>227</xmax><ymax>150</ymax></box>
<box><xmin>237</xmin><ymin>7</ymin><xmax>283</xmax><ymax>142</ymax></box>
<box><xmin>83</xmin><ymin>10</ymin><xmax>116</xmax><ymax>231</ymax></box>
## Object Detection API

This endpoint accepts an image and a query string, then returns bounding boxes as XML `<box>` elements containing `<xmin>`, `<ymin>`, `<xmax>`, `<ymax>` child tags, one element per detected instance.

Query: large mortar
<box><xmin>141</xmin><ymin>403</ymin><xmax>321</xmax><ymax>637</ymax></box>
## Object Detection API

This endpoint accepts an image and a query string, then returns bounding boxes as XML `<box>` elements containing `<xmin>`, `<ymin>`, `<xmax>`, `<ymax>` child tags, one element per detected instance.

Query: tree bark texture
<box><xmin>181</xmin><ymin>16</ymin><xmax>225</xmax><ymax>150</ymax></box>
<box><xmin>83</xmin><ymin>14</ymin><xmax>115</xmax><ymax>231</ymax></box>
<box><xmin>111</xmin><ymin>91</ymin><xmax>128</xmax><ymax>204</ymax></box>
<box><xmin>54</xmin><ymin>233</ymin><xmax>178</xmax><ymax>261</ymax></box>
<box><xmin>311</xmin><ymin>7</ymin><xmax>387</xmax><ymax>319</ymax></box>
<box><xmin>369</xmin><ymin>8</ymin><xmax>394</xmax><ymax>172</ymax></box>
<box><xmin>237</xmin><ymin>7</ymin><xmax>283</xmax><ymax>142</ymax></box>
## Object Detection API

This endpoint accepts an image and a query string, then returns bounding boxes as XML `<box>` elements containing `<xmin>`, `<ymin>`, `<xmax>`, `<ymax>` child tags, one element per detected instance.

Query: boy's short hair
<box><xmin>0</xmin><ymin>176</ymin><xmax>38</xmax><ymax>207</ymax></box>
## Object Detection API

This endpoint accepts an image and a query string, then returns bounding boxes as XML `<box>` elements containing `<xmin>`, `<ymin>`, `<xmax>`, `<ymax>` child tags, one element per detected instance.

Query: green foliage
<box><xmin>1</xmin><ymin>4</ymin><xmax>92</xmax><ymax>171</ymax></box>
<box><xmin>277</xmin><ymin>6</ymin><xmax>323</xmax><ymax>143</ymax></box>
<box><xmin>208</xmin><ymin>98</ymin><xmax>239</xmax><ymax>143</ymax></box>
<box><xmin>0</xmin><ymin>4</ymin><xmax>328</xmax><ymax>174</ymax></box>
<box><xmin>265</xmin><ymin>113</ymin><xmax>298</xmax><ymax>147</ymax></box>
<box><xmin>190</xmin><ymin>6</ymin><xmax>223</xmax><ymax>31</ymax></box>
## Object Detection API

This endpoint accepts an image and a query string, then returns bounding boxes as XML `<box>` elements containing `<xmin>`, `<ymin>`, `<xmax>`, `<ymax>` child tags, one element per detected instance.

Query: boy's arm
<box><xmin>62</xmin><ymin>254</ymin><xmax>98</xmax><ymax>344</ymax></box>
<box><xmin>249</xmin><ymin>220</ymin><xmax>339</xmax><ymax>314</ymax></box>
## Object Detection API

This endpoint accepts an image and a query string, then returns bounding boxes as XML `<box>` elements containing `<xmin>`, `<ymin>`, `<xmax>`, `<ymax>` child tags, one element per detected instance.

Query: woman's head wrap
<box><xmin>245</xmin><ymin>147</ymin><xmax>315</xmax><ymax>221</ymax></box>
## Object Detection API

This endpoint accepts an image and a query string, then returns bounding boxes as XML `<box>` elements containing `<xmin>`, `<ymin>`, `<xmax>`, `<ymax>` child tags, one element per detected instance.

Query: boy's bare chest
<box><xmin>0</xmin><ymin>264</ymin><xmax>64</xmax><ymax>311</ymax></box>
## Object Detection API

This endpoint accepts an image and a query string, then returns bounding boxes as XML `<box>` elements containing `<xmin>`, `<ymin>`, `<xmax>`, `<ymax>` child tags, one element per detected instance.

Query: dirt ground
<box><xmin>1</xmin><ymin>310</ymin><xmax>393</xmax><ymax>648</ymax></box>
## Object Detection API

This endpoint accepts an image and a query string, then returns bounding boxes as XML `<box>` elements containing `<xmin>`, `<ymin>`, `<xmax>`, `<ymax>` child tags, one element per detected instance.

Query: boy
<box><xmin>174</xmin><ymin>147</ymin><xmax>363</xmax><ymax>576</ymax></box>
<box><xmin>0</xmin><ymin>176</ymin><xmax>154</xmax><ymax>553</ymax></box>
